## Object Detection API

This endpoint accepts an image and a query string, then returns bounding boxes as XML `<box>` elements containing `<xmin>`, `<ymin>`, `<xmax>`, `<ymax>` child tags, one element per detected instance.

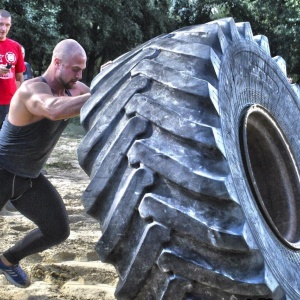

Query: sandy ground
<box><xmin>0</xmin><ymin>124</ymin><xmax>118</xmax><ymax>300</ymax></box>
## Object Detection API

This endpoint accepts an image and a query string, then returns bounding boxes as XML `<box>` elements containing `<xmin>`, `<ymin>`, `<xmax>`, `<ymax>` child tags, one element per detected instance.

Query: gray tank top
<box><xmin>0</xmin><ymin>79</ymin><xmax>71</xmax><ymax>178</ymax></box>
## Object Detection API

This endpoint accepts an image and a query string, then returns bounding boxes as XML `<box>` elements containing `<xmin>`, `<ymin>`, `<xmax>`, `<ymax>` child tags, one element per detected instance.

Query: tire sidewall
<box><xmin>219</xmin><ymin>40</ymin><xmax>300</xmax><ymax>295</ymax></box>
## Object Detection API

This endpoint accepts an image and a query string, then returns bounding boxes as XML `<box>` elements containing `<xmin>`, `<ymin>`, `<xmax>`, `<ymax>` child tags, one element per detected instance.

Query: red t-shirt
<box><xmin>0</xmin><ymin>38</ymin><xmax>26</xmax><ymax>105</ymax></box>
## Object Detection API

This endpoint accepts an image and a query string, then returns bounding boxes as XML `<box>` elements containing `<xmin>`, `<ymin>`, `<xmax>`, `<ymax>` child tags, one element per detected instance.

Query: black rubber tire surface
<box><xmin>78</xmin><ymin>18</ymin><xmax>300</xmax><ymax>300</ymax></box>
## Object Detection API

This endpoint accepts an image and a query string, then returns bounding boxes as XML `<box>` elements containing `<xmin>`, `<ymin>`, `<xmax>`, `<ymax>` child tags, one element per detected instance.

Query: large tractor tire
<box><xmin>77</xmin><ymin>18</ymin><xmax>300</xmax><ymax>300</ymax></box>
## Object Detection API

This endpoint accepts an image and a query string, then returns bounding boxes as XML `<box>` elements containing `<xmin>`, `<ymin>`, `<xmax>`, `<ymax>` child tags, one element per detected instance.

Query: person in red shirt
<box><xmin>0</xmin><ymin>9</ymin><xmax>26</xmax><ymax>127</ymax></box>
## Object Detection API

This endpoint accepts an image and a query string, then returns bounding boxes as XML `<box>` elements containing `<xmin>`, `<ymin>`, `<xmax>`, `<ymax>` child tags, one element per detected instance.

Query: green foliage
<box><xmin>240</xmin><ymin>0</ymin><xmax>300</xmax><ymax>80</ymax></box>
<box><xmin>57</xmin><ymin>0</ymin><xmax>175</xmax><ymax>83</ymax></box>
<box><xmin>0</xmin><ymin>0</ymin><xmax>62</xmax><ymax>75</ymax></box>
<box><xmin>1</xmin><ymin>0</ymin><xmax>175</xmax><ymax>84</ymax></box>
<box><xmin>170</xmin><ymin>0</ymin><xmax>300</xmax><ymax>81</ymax></box>
<box><xmin>1</xmin><ymin>0</ymin><xmax>299</xmax><ymax>83</ymax></box>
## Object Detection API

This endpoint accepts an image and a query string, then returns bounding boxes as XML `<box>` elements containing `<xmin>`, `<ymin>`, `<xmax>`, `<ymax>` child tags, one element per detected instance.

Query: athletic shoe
<box><xmin>0</xmin><ymin>259</ymin><xmax>30</xmax><ymax>288</ymax></box>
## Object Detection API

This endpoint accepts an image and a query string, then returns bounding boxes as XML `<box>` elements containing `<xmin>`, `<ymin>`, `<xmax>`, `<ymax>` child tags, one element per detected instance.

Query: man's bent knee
<box><xmin>53</xmin><ymin>226</ymin><xmax>70</xmax><ymax>244</ymax></box>
<box><xmin>42</xmin><ymin>224</ymin><xmax>70</xmax><ymax>246</ymax></box>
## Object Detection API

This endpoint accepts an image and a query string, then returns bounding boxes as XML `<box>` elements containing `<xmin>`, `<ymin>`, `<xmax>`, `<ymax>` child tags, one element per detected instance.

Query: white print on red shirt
<box><xmin>0</xmin><ymin>51</ymin><xmax>15</xmax><ymax>79</ymax></box>
<box><xmin>5</xmin><ymin>52</ymin><xmax>16</xmax><ymax>64</ymax></box>
<box><xmin>0</xmin><ymin>70</ymin><xmax>13</xmax><ymax>79</ymax></box>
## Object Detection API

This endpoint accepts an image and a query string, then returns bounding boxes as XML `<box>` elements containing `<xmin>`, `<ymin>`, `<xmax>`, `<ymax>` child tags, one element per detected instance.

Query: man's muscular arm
<box><xmin>71</xmin><ymin>81</ymin><xmax>90</xmax><ymax>95</ymax></box>
<box><xmin>8</xmin><ymin>80</ymin><xmax>91</xmax><ymax>126</ymax></box>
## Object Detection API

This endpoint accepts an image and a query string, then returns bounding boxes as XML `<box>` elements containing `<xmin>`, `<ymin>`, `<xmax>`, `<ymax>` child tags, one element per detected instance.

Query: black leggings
<box><xmin>0</xmin><ymin>167</ymin><xmax>70</xmax><ymax>264</ymax></box>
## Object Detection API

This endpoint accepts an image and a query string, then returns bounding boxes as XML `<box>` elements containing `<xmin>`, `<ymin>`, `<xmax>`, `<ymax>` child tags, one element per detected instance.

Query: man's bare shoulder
<box><xmin>20</xmin><ymin>77</ymin><xmax>51</xmax><ymax>94</ymax></box>
<box><xmin>21</xmin><ymin>77</ymin><xmax>46</xmax><ymax>88</ymax></box>
<box><xmin>23</xmin><ymin>76</ymin><xmax>43</xmax><ymax>84</ymax></box>
<box><xmin>11</xmin><ymin>78</ymin><xmax>52</xmax><ymax>113</ymax></box>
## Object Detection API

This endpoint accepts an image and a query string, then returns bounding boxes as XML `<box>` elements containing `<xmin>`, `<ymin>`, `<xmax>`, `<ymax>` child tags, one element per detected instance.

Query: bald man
<box><xmin>0</xmin><ymin>39</ymin><xmax>90</xmax><ymax>288</ymax></box>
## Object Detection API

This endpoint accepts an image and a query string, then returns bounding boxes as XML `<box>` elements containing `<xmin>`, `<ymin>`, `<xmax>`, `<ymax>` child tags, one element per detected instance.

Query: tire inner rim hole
<box><xmin>241</xmin><ymin>105</ymin><xmax>300</xmax><ymax>250</ymax></box>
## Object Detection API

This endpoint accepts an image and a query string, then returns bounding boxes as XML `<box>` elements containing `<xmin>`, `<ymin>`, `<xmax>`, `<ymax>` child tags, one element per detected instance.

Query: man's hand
<box><xmin>0</xmin><ymin>64</ymin><xmax>11</xmax><ymax>76</ymax></box>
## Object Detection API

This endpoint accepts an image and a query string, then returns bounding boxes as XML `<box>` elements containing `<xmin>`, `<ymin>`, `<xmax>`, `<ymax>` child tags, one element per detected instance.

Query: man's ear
<box><xmin>54</xmin><ymin>58</ymin><xmax>62</xmax><ymax>68</ymax></box>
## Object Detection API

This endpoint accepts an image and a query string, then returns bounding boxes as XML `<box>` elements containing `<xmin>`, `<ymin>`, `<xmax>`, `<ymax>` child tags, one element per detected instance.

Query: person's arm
<box><xmin>70</xmin><ymin>81</ymin><xmax>90</xmax><ymax>95</ymax></box>
<box><xmin>15</xmin><ymin>72</ymin><xmax>24</xmax><ymax>88</ymax></box>
<box><xmin>8</xmin><ymin>81</ymin><xmax>91</xmax><ymax>126</ymax></box>
<box><xmin>30</xmin><ymin>92</ymin><xmax>90</xmax><ymax>120</ymax></box>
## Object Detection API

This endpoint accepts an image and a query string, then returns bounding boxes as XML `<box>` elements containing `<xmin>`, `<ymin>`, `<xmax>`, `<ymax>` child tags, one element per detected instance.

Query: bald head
<box><xmin>52</xmin><ymin>39</ymin><xmax>86</xmax><ymax>64</ymax></box>
<box><xmin>44</xmin><ymin>39</ymin><xmax>87</xmax><ymax>90</ymax></box>
<box><xmin>0</xmin><ymin>9</ymin><xmax>11</xmax><ymax>18</ymax></box>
